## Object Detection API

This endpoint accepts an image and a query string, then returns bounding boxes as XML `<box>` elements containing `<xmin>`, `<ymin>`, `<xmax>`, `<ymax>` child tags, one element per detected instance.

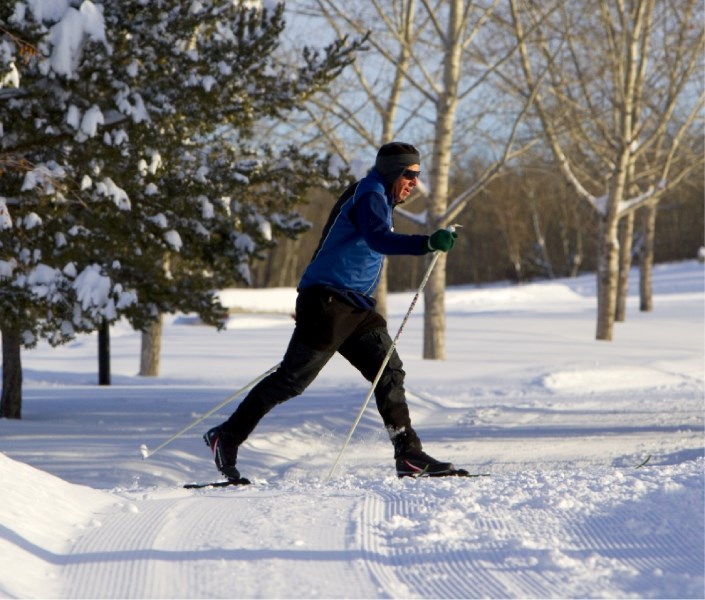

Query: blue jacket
<box><xmin>298</xmin><ymin>169</ymin><xmax>428</xmax><ymax>304</ymax></box>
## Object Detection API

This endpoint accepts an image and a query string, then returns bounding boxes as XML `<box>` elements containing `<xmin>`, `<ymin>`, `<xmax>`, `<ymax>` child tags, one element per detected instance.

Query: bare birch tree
<box><xmin>284</xmin><ymin>0</ymin><xmax>421</xmax><ymax>320</ymax></box>
<box><xmin>509</xmin><ymin>0</ymin><xmax>704</xmax><ymax>340</ymax></box>
<box><xmin>292</xmin><ymin>0</ymin><xmax>534</xmax><ymax>358</ymax></box>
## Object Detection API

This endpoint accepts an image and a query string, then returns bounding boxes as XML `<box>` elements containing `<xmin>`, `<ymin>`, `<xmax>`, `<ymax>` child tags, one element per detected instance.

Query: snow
<box><xmin>73</xmin><ymin>264</ymin><xmax>112</xmax><ymax>311</ymax></box>
<box><xmin>44</xmin><ymin>1</ymin><xmax>107</xmax><ymax>79</ymax></box>
<box><xmin>163</xmin><ymin>229</ymin><xmax>183</xmax><ymax>251</ymax></box>
<box><xmin>0</xmin><ymin>199</ymin><xmax>12</xmax><ymax>230</ymax></box>
<box><xmin>1</xmin><ymin>261</ymin><xmax>703</xmax><ymax>599</ymax></box>
<box><xmin>79</xmin><ymin>104</ymin><xmax>104</xmax><ymax>138</ymax></box>
<box><xmin>95</xmin><ymin>177</ymin><xmax>130</xmax><ymax>210</ymax></box>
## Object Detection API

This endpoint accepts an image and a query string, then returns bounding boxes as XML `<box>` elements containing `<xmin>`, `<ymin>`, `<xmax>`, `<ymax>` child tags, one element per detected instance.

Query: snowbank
<box><xmin>0</xmin><ymin>453</ymin><xmax>114</xmax><ymax>598</ymax></box>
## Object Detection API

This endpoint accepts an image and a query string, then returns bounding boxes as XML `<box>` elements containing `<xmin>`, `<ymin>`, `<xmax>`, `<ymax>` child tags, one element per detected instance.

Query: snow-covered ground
<box><xmin>1</xmin><ymin>261</ymin><xmax>703</xmax><ymax>599</ymax></box>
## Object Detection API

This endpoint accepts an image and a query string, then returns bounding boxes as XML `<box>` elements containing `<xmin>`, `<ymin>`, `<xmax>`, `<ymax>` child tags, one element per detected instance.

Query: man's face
<box><xmin>391</xmin><ymin>164</ymin><xmax>421</xmax><ymax>205</ymax></box>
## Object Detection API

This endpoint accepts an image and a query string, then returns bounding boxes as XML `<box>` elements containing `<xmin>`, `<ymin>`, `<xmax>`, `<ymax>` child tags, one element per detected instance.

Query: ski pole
<box><xmin>324</xmin><ymin>227</ymin><xmax>456</xmax><ymax>482</ymax></box>
<box><xmin>139</xmin><ymin>362</ymin><xmax>280</xmax><ymax>459</ymax></box>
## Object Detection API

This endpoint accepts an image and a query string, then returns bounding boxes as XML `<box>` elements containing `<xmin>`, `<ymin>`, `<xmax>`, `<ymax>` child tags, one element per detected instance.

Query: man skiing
<box><xmin>204</xmin><ymin>142</ymin><xmax>459</xmax><ymax>481</ymax></box>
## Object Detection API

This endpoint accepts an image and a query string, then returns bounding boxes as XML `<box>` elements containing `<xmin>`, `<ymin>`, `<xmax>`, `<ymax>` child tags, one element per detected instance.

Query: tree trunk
<box><xmin>98</xmin><ymin>319</ymin><xmax>111</xmax><ymax>385</ymax></box>
<box><xmin>615</xmin><ymin>212</ymin><xmax>634</xmax><ymax>322</ymax></box>
<box><xmin>570</xmin><ymin>206</ymin><xmax>584</xmax><ymax>278</ymax></box>
<box><xmin>496</xmin><ymin>205</ymin><xmax>523</xmax><ymax>281</ymax></box>
<box><xmin>375</xmin><ymin>262</ymin><xmax>389</xmax><ymax>321</ymax></box>
<box><xmin>560</xmin><ymin>201</ymin><xmax>583</xmax><ymax>278</ymax></box>
<box><xmin>276</xmin><ymin>238</ymin><xmax>300</xmax><ymax>287</ymax></box>
<box><xmin>532</xmin><ymin>205</ymin><xmax>554</xmax><ymax>279</ymax></box>
<box><xmin>376</xmin><ymin>16</ymin><xmax>413</xmax><ymax>325</ymax></box>
<box><xmin>596</xmin><ymin>216</ymin><xmax>620</xmax><ymax>341</ymax></box>
<box><xmin>423</xmin><ymin>252</ymin><xmax>447</xmax><ymax>359</ymax></box>
<box><xmin>139</xmin><ymin>315</ymin><xmax>163</xmax><ymax>377</ymax></box>
<box><xmin>596</xmin><ymin>128</ymin><xmax>632</xmax><ymax>340</ymax></box>
<box><xmin>422</xmin><ymin>0</ymin><xmax>461</xmax><ymax>360</ymax></box>
<box><xmin>1</xmin><ymin>325</ymin><xmax>22</xmax><ymax>419</ymax></box>
<box><xmin>639</xmin><ymin>201</ymin><xmax>657</xmax><ymax>312</ymax></box>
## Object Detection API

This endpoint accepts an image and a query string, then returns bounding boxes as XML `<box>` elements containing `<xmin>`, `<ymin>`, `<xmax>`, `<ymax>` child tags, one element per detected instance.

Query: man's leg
<box><xmin>205</xmin><ymin>288</ymin><xmax>363</xmax><ymax>479</ymax></box>
<box><xmin>338</xmin><ymin>326</ymin><xmax>422</xmax><ymax>452</ymax></box>
<box><xmin>205</xmin><ymin>337</ymin><xmax>333</xmax><ymax>480</ymax></box>
<box><xmin>223</xmin><ymin>338</ymin><xmax>334</xmax><ymax>445</ymax></box>
<box><xmin>339</xmin><ymin>326</ymin><xmax>456</xmax><ymax>476</ymax></box>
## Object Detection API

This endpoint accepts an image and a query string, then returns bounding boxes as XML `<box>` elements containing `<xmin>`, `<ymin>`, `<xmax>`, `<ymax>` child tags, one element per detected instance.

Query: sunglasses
<box><xmin>401</xmin><ymin>169</ymin><xmax>421</xmax><ymax>180</ymax></box>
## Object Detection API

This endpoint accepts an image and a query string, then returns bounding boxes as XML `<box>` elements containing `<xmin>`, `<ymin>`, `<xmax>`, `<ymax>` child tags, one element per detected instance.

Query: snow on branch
<box><xmin>618</xmin><ymin>184</ymin><xmax>660</xmax><ymax>216</ymax></box>
<box><xmin>396</xmin><ymin>206</ymin><xmax>427</xmax><ymax>228</ymax></box>
<box><xmin>95</xmin><ymin>178</ymin><xmax>130</xmax><ymax>210</ymax></box>
<box><xmin>44</xmin><ymin>1</ymin><xmax>109</xmax><ymax>79</ymax></box>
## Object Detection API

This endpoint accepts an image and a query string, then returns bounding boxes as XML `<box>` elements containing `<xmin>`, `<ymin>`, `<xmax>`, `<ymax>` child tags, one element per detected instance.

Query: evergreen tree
<box><xmin>0</xmin><ymin>0</ymin><xmax>359</xmax><ymax>417</ymax></box>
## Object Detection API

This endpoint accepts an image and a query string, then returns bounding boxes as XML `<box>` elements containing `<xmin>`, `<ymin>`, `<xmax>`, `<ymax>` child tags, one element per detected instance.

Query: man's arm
<box><xmin>352</xmin><ymin>191</ymin><xmax>428</xmax><ymax>255</ymax></box>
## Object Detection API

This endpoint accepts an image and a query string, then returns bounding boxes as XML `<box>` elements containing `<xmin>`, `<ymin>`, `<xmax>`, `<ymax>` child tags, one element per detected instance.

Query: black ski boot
<box><xmin>392</xmin><ymin>429</ymin><xmax>456</xmax><ymax>477</ymax></box>
<box><xmin>203</xmin><ymin>425</ymin><xmax>241</xmax><ymax>481</ymax></box>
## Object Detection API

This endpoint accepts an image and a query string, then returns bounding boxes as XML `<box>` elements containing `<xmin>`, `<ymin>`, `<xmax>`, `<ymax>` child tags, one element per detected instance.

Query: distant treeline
<box><xmin>251</xmin><ymin>160</ymin><xmax>704</xmax><ymax>291</ymax></box>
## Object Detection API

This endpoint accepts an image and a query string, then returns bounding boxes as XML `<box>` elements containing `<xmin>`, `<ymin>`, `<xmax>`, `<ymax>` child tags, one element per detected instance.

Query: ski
<box><xmin>400</xmin><ymin>468</ymin><xmax>490</xmax><ymax>479</ymax></box>
<box><xmin>184</xmin><ymin>477</ymin><xmax>251</xmax><ymax>489</ymax></box>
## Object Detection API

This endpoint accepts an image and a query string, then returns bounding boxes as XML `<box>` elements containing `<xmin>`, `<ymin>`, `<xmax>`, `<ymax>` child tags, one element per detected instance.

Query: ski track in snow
<box><xmin>8</xmin><ymin>382</ymin><xmax>705</xmax><ymax>599</ymax></box>
<box><xmin>62</xmin><ymin>487</ymin><xmax>381</xmax><ymax>599</ymax></box>
<box><xmin>56</xmin><ymin>461</ymin><xmax>704</xmax><ymax>599</ymax></box>
<box><xmin>361</xmin><ymin>485</ymin><xmax>495</xmax><ymax>599</ymax></box>
<box><xmin>357</xmin><ymin>467</ymin><xmax>704</xmax><ymax>599</ymax></box>
<box><xmin>362</xmin><ymin>481</ymin><xmax>580</xmax><ymax>599</ymax></box>
<box><xmin>2</xmin><ymin>261</ymin><xmax>703</xmax><ymax>599</ymax></box>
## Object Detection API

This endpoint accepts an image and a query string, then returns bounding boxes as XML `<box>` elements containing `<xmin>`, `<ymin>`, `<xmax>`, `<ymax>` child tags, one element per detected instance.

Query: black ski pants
<box><xmin>223</xmin><ymin>286</ymin><xmax>421</xmax><ymax>452</ymax></box>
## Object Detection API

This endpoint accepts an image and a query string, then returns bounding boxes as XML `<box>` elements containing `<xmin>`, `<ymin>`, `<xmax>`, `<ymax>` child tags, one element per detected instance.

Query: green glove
<box><xmin>427</xmin><ymin>229</ymin><xmax>458</xmax><ymax>252</ymax></box>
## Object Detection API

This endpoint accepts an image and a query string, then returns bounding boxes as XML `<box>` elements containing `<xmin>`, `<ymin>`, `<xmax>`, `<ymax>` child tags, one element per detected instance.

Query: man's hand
<box><xmin>427</xmin><ymin>229</ymin><xmax>458</xmax><ymax>252</ymax></box>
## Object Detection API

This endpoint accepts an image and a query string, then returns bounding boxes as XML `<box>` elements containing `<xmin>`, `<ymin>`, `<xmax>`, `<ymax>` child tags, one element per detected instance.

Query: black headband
<box><xmin>375</xmin><ymin>142</ymin><xmax>420</xmax><ymax>184</ymax></box>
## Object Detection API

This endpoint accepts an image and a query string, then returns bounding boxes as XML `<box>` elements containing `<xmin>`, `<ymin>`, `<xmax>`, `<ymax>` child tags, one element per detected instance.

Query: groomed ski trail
<box><xmin>62</xmin><ymin>486</ymin><xmax>379</xmax><ymax>599</ymax></box>
<box><xmin>59</xmin><ymin>461</ymin><xmax>703</xmax><ymax>599</ymax></box>
<box><xmin>359</xmin><ymin>465</ymin><xmax>703</xmax><ymax>599</ymax></box>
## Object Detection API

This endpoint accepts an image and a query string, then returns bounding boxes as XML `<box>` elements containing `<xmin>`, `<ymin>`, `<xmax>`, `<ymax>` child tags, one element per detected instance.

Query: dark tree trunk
<box><xmin>1</xmin><ymin>326</ymin><xmax>22</xmax><ymax>419</ymax></box>
<box><xmin>98</xmin><ymin>319</ymin><xmax>111</xmax><ymax>385</ymax></box>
